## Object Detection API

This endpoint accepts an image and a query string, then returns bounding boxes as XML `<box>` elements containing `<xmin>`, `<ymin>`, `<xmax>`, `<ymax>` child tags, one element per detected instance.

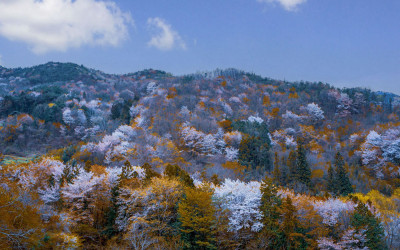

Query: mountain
<box><xmin>0</xmin><ymin>62</ymin><xmax>398</xmax><ymax>249</ymax></box>
<box><xmin>0</xmin><ymin>62</ymin><xmax>399</xmax><ymax>184</ymax></box>
<box><xmin>0</xmin><ymin>61</ymin><xmax>398</xmax><ymax>185</ymax></box>
<box><xmin>0</xmin><ymin>62</ymin><xmax>97</xmax><ymax>84</ymax></box>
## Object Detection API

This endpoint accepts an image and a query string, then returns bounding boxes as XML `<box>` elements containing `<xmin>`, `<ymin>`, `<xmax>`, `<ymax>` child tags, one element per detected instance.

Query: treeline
<box><xmin>0</xmin><ymin>157</ymin><xmax>393</xmax><ymax>249</ymax></box>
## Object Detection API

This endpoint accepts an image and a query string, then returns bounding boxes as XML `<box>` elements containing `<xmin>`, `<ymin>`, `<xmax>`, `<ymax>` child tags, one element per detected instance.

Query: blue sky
<box><xmin>0</xmin><ymin>0</ymin><xmax>399</xmax><ymax>94</ymax></box>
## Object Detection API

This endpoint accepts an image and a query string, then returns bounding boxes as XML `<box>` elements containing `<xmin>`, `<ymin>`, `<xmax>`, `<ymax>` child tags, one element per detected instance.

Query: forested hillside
<box><xmin>0</xmin><ymin>62</ymin><xmax>399</xmax><ymax>249</ymax></box>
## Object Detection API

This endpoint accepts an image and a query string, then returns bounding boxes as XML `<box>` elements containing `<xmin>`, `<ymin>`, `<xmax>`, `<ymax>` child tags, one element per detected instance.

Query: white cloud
<box><xmin>257</xmin><ymin>0</ymin><xmax>307</xmax><ymax>11</ymax></box>
<box><xmin>0</xmin><ymin>0</ymin><xmax>133</xmax><ymax>54</ymax></box>
<box><xmin>147</xmin><ymin>17</ymin><xmax>186</xmax><ymax>51</ymax></box>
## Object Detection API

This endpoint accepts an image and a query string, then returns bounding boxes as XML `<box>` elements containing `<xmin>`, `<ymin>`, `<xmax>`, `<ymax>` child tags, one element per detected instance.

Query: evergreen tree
<box><xmin>178</xmin><ymin>187</ymin><xmax>216</xmax><ymax>250</ymax></box>
<box><xmin>235</xmin><ymin>120</ymin><xmax>272</xmax><ymax>172</ymax></box>
<box><xmin>238</xmin><ymin>135</ymin><xmax>258</xmax><ymax>169</ymax></box>
<box><xmin>279</xmin><ymin>197</ymin><xmax>306</xmax><ymax>249</ymax></box>
<box><xmin>280</xmin><ymin>156</ymin><xmax>289</xmax><ymax>186</ymax></box>
<box><xmin>351</xmin><ymin>200</ymin><xmax>386</xmax><ymax>250</ymax></box>
<box><xmin>287</xmin><ymin>150</ymin><xmax>297</xmax><ymax>184</ymax></box>
<box><xmin>103</xmin><ymin>179</ymin><xmax>120</xmax><ymax>238</ymax></box>
<box><xmin>259</xmin><ymin>144</ymin><xmax>272</xmax><ymax>172</ymax></box>
<box><xmin>295</xmin><ymin>140</ymin><xmax>312</xmax><ymax>189</ymax></box>
<box><xmin>142</xmin><ymin>163</ymin><xmax>161</xmax><ymax>184</ymax></box>
<box><xmin>280</xmin><ymin>166</ymin><xmax>289</xmax><ymax>187</ymax></box>
<box><xmin>259</xmin><ymin>177</ymin><xmax>282</xmax><ymax>248</ymax></box>
<box><xmin>327</xmin><ymin>165</ymin><xmax>336</xmax><ymax>194</ymax></box>
<box><xmin>334</xmin><ymin>152</ymin><xmax>353</xmax><ymax>196</ymax></box>
<box><xmin>257</xmin><ymin>122</ymin><xmax>272</xmax><ymax>171</ymax></box>
<box><xmin>164</xmin><ymin>164</ymin><xmax>195</xmax><ymax>187</ymax></box>
<box><xmin>272</xmin><ymin>152</ymin><xmax>282</xmax><ymax>186</ymax></box>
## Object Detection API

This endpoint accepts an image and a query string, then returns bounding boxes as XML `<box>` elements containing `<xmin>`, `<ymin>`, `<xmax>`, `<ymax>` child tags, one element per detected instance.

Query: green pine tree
<box><xmin>334</xmin><ymin>152</ymin><xmax>353</xmax><ymax>196</ymax></box>
<box><xmin>287</xmin><ymin>150</ymin><xmax>297</xmax><ymax>184</ymax></box>
<box><xmin>280</xmin><ymin>156</ymin><xmax>289</xmax><ymax>186</ymax></box>
<box><xmin>327</xmin><ymin>165</ymin><xmax>336</xmax><ymax>194</ymax></box>
<box><xmin>259</xmin><ymin>177</ymin><xmax>282</xmax><ymax>248</ymax></box>
<box><xmin>273</xmin><ymin>152</ymin><xmax>282</xmax><ymax>185</ymax></box>
<box><xmin>164</xmin><ymin>164</ymin><xmax>195</xmax><ymax>187</ymax></box>
<box><xmin>279</xmin><ymin>196</ymin><xmax>307</xmax><ymax>249</ymax></box>
<box><xmin>142</xmin><ymin>162</ymin><xmax>161</xmax><ymax>184</ymax></box>
<box><xmin>295</xmin><ymin>139</ymin><xmax>312</xmax><ymax>189</ymax></box>
<box><xmin>238</xmin><ymin>135</ymin><xmax>258</xmax><ymax>169</ymax></box>
<box><xmin>351</xmin><ymin>200</ymin><xmax>386</xmax><ymax>250</ymax></box>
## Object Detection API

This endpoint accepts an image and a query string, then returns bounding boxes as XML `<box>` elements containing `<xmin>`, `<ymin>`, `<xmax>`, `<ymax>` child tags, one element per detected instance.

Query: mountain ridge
<box><xmin>1</xmin><ymin>61</ymin><xmax>397</xmax><ymax>99</ymax></box>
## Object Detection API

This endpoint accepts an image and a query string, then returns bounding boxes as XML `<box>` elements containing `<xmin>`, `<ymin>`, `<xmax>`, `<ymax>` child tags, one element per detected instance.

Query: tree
<box><xmin>304</xmin><ymin>103</ymin><xmax>325</xmax><ymax>123</ymax></box>
<box><xmin>235</xmin><ymin>120</ymin><xmax>271</xmax><ymax>172</ymax></box>
<box><xmin>326</xmin><ymin>165</ymin><xmax>335</xmax><ymax>194</ymax></box>
<box><xmin>118</xmin><ymin>177</ymin><xmax>183</xmax><ymax>249</ymax></box>
<box><xmin>141</xmin><ymin>163</ymin><xmax>160</xmax><ymax>184</ymax></box>
<box><xmin>111</xmin><ymin>100</ymin><xmax>132</xmax><ymax>124</ymax></box>
<box><xmin>287</xmin><ymin>150</ymin><xmax>297</xmax><ymax>185</ymax></box>
<box><xmin>212</xmin><ymin>179</ymin><xmax>263</xmax><ymax>245</ymax></box>
<box><xmin>272</xmin><ymin>152</ymin><xmax>282</xmax><ymax>186</ymax></box>
<box><xmin>279</xmin><ymin>196</ymin><xmax>307</xmax><ymax>249</ymax></box>
<box><xmin>280</xmin><ymin>162</ymin><xmax>289</xmax><ymax>187</ymax></box>
<box><xmin>0</xmin><ymin>184</ymin><xmax>44</xmax><ymax>249</ymax></box>
<box><xmin>296</xmin><ymin>139</ymin><xmax>312</xmax><ymax>189</ymax></box>
<box><xmin>259</xmin><ymin>177</ymin><xmax>282</xmax><ymax>248</ymax></box>
<box><xmin>326</xmin><ymin>153</ymin><xmax>353</xmax><ymax>196</ymax></box>
<box><xmin>334</xmin><ymin>152</ymin><xmax>353</xmax><ymax>196</ymax></box>
<box><xmin>351</xmin><ymin>200</ymin><xmax>386</xmax><ymax>250</ymax></box>
<box><xmin>62</xmin><ymin>167</ymin><xmax>115</xmax><ymax>246</ymax></box>
<box><xmin>178</xmin><ymin>186</ymin><xmax>216</xmax><ymax>249</ymax></box>
<box><xmin>272</xmin><ymin>165</ymin><xmax>282</xmax><ymax>186</ymax></box>
<box><xmin>164</xmin><ymin>164</ymin><xmax>194</xmax><ymax>187</ymax></box>
<box><xmin>238</xmin><ymin>135</ymin><xmax>258</xmax><ymax>169</ymax></box>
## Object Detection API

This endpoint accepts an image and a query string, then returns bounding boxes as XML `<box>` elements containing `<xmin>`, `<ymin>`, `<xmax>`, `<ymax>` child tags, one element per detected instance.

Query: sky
<box><xmin>0</xmin><ymin>0</ymin><xmax>399</xmax><ymax>94</ymax></box>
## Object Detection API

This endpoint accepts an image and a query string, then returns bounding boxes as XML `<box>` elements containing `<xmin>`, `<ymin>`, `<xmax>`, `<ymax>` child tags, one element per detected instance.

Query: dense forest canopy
<box><xmin>0</xmin><ymin>62</ymin><xmax>399</xmax><ymax>249</ymax></box>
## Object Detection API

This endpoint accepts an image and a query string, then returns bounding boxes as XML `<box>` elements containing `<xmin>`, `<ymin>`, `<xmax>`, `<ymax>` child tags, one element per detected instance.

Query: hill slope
<box><xmin>0</xmin><ymin>62</ymin><xmax>399</xmax><ymax>249</ymax></box>
<box><xmin>0</xmin><ymin>62</ymin><xmax>399</xmax><ymax>189</ymax></box>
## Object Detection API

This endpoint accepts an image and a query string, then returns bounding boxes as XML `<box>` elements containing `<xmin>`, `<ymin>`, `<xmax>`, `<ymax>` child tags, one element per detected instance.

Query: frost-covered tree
<box><xmin>62</xmin><ymin>108</ymin><xmax>75</xmax><ymax>125</ymax></box>
<box><xmin>225</xmin><ymin>147</ymin><xmax>239</xmax><ymax>161</ymax></box>
<box><xmin>304</xmin><ymin>102</ymin><xmax>325</xmax><ymax>122</ymax></box>
<box><xmin>213</xmin><ymin>179</ymin><xmax>263</xmax><ymax>236</ymax></box>
<box><xmin>117</xmin><ymin>177</ymin><xmax>183</xmax><ymax>248</ymax></box>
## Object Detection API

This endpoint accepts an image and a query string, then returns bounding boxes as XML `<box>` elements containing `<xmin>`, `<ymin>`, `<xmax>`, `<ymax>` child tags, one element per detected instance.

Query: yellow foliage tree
<box><xmin>178</xmin><ymin>185</ymin><xmax>216</xmax><ymax>249</ymax></box>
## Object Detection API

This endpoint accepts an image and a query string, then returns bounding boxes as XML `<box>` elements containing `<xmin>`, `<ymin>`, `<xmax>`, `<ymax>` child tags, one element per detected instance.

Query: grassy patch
<box><xmin>1</xmin><ymin>155</ymin><xmax>35</xmax><ymax>165</ymax></box>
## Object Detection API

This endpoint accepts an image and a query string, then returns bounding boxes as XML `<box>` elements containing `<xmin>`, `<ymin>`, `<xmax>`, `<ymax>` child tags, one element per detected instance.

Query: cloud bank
<box><xmin>147</xmin><ymin>17</ymin><xmax>186</xmax><ymax>51</ymax></box>
<box><xmin>0</xmin><ymin>0</ymin><xmax>133</xmax><ymax>54</ymax></box>
<box><xmin>257</xmin><ymin>0</ymin><xmax>307</xmax><ymax>11</ymax></box>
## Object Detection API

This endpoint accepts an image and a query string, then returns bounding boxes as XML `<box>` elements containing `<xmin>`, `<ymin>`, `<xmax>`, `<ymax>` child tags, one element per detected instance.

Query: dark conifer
<box><xmin>287</xmin><ymin>150</ymin><xmax>297</xmax><ymax>184</ymax></box>
<box><xmin>295</xmin><ymin>139</ymin><xmax>312</xmax><ymax>188</ymax></box>
<box><xmin>327</xmin><ymin>165</ymin><xmax>336</xmax><ymax>194</ymax></box>
<box><xmin>334</xmin><ymin>152</ymin><xmax>353</xmax><ymax>196</ymax></box>
<box><xmin>351</xmin><ymin>200</ymin><xmax>386</xmax><ymax>250</ymax></box>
